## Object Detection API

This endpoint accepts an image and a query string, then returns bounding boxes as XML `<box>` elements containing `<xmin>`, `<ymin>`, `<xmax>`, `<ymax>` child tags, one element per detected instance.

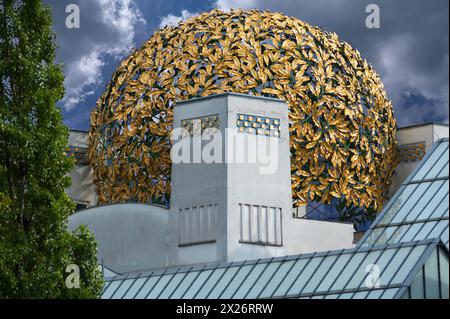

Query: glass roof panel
<box><xmin>102</xmin><ymin>280</ymin><xmax>122</xmax><ymax>299</ymax></box>
<box><xmin>344</xmin><ymin>250</ymin><xmax>383</xmax><ymax>290</ymax></box>
<box><xmin>134</xmin><ymin>276</ymin><xmax>160</xmax><ymax>299</ymax></box>
<box><xmin>431</xmin><ymin>193</ymin><xmax>449</xmax><ymax>219</ymax></box>
<box><xmin>328</xmin><ymin>252</ymin><xmax>367</xmax><ymax>291</ymax></box>
<box><xmin>365</xmin><ymin>247</ymin><xmax>398</xmax><ymax>285</ymax></box>
<box><xmin>437</xmin><ymin>162</ymin><xmax>449</xmax><ymax>178</ymax></box>
<box><xmin>398</xmin><ymin>180</ymin><xmax>445</xmax><ymax>222</ymax></box>
<box><xmin>182</xmin><ymin>269</ymin><xmax>213</xmax><ymax>299</ymax></box>
<box><xmin>232</xmin><ymin>263</ymin><xmax>267</xmax><ymax>299</ymax></box>
<box><xmin>147</xmin><ymin>274</ymin><xmax>174</xmax><ymax>299</ymax></box>
<box><xmin>378</xmin><ymin>184</ymin><xmax>418</xmax><ymax>225</ymax></box>
<box><xmin>219</xmin><ymin>265</ymin><xmax>254</xmax><ymax>299</ymax></box>
<box><xmin>195</xmin><ymin>268</ymin><xmax>227</xmax><ymax>299</ymax></box>
<box><xmin>360</xmin><ymin>139</ymin><xmax>449</xmax><ymax>248</ymax></box>
<box><xmin>286</xmin><ymin>256</ymin><xmax>324</xmax><ymax>296</ymax></box>
<box><xmin>101</xmin><ymin>281</ymin><xmax>111</xmax><ymax>294</ymax></box>
<box><xmin>323</xmin><ymin>293</ymin><xmax>340</xmax><ymax>299</ymax></box>
<box><xmin>378</xmin><ymin>246</ymin><xmax>412</xmax><ymax>285</ymax></box>
<box><xmin>315</xmin><ymin>253</ymin><xmax>353</xmax><ymax>293</ymax></box>
<box><xmin>207</xmin><ymin>267</ymin><xmax>240</xmax><ymax>299</ymax></box>
<box><xmin>352</xmin><ymin>291</ymin><xmax>369</xmax><ymax>299</ymax></box>
<box><xmin>272</xmin><ymin>258</ymin><xmax>310</xmax><ymax>297</ymax></box>
<box><xmin>259</xmin><ymin>260</ymin><xmax>296</xmax><ymax>298</ymax></box>
<box><xmin>423</xmin><ymin>147</ymin><xmax>449</xmax><ymax>180</ymax></box>
<box><xmin>302</xmin><ymin>255</ymin><xmax>339</xmax><ymax>294</ymax></box>
<box><xmin>381</xmin><ymin>288</ymin><xmax>401</xmax><ymax>299</ymax></box>
<box><xmin>338</xmin><ymin>292</ymin><xmax>355</xmax><ymax>299</ymax></box>
<box><xmin>158</xmin><ymin>273</ymin><xmax>187</xmax><ymax>299</ymax></box>
<box><xmin>400</xmin><ymin>223</ymin><xmax>430</xmax><ymax>242</ymax></box>
<box><xmin>170</xmin><ymin>271</ymin><xmax>199</xmax><ymax>299</ymax></box>
<box><xmin>416</xmin><ymin>181</ymin><xmax>449</xmax><ymax>220</ymax></box>
<box><xmin>123</xmin><ymin>277</ymin><xmax>147</xmax><ymax>299</ymax></box>
<box><xmin>102</xmin><ymin>239</ymin><xmax>440</xmax><ymax>300</ymax></box>
<box><xmin>426</xmin><ymin>221</ymin><xmax>448</xmax><ymax>242</ymax></box>
<box><xmin>413</xmin><ymin>221</ymin><xmax>442</xmax><ymax>241</ymax></box>
<box><xmin>365</xmin><ymin>289</ymin><xmax>384</xmax><ymax>299</ymax></box>
<box><xmin>386</xmin><ymin>225</ymin><xmax>412</xmax><ymax>244</ymax></box>
<box><xmin>246</xmin><ymin>262</ymin><xmax>283</xmax><ymax>298</ymax></box>
<box><xmin>390</xmin><ymin>245</ymin><xmax>427</xmax><ymax>285</ymax></box>
<box><xmin>111</xmin><ymin>278</ymin><xmax>135</xmax><ymax>299</ymax></box>
<box><xmin>390</xmin><ymin>182</ymin><xmax>431</xmax><ymax>224</ymax></box>
<box><xmin>411</xmin><ymin>142</ymin><xmax>448</xmax><ymax>182</ymax></box>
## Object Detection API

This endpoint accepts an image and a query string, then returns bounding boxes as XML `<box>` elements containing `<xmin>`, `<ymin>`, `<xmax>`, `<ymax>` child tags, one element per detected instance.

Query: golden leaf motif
<box><xmin>89</xmin><ymin>9</ymin><xmax>397</xmax><ymax>214</ymax></box>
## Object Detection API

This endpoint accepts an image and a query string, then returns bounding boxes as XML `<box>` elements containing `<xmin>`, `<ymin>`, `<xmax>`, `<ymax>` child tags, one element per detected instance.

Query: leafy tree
<box><xmin>0</xmin><ymin>0</ymin><xmax>102</xmax><ymax>298</ymax></box>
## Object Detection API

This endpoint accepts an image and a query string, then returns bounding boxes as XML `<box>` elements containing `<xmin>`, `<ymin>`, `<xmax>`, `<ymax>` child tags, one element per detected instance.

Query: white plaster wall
<box><xmin>68</xmin><ymin>203</ymin><xmax>169</xmax><ymax>273</ymax></box>
<box><xmin>169</xmin><ymin>95</ymin><xmax>229</xmax><ymax>267</ymax></box>
<box><xmin>390</xmin><ymin>123</ymin><xmax>449</xmax><ymax>197</ymax></box>
<box><xmin>226</xmin><ymin>94</ymin><xmax>295</xmax><ymax>261</ymax></box>
<box><xmin>289</xmin><ymin>219</ymin><xmax>355</xmax><ymax>254</ymax></box>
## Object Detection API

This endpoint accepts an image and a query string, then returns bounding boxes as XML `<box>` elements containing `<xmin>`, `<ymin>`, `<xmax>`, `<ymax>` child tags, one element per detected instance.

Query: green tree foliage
<box><xmin>0</xmin><ymin>0</ymin><xmax>103</xmax><ymax>298</ymax></box>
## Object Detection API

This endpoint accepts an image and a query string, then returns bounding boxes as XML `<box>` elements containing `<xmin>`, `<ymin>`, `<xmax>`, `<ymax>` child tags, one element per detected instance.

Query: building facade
<box><xmin>65</xmin><ymin>94</ymin><xmax>449</xmax><ymax>299</ymax></box>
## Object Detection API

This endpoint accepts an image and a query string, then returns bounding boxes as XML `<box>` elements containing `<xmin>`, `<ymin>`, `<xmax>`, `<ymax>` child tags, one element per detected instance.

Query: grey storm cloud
<box><xmin>44</xmin><ymin>0</ymin><xmax>448</xmax><ymax>127</ymax></box>
<box><xmin>44</xmin><ymin>0</ymin><xmax>146</xmax><ymax>110</ymax></box>
<box><xmin>215</xmin><ymin>0</ymin><xmax>449</xmax><ymax>126</ymax></box>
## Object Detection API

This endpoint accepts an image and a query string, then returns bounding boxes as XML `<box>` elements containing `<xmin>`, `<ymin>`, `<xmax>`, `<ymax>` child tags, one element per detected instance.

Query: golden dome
<box><xmin>89</xmin><ymin>9</ymin><xmax>397</xmax><ymax>218</ymax></box>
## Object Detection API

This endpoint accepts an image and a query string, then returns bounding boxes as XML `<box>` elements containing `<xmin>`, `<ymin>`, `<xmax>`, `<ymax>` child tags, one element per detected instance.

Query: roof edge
<box><xmin>104</xmin><ymin>239</ymin><xmax>440</xmax><ymax>282</ymax></box>
<box><xmin>397</xmin><ymin>121</ymin><xmax>449</xmax><ymax>130</ymax></box>
<box><xmin>69</xmin><ymin>128</ymin><xmax>89</xmax><ymax>133</ymax></box>
<box><xmin>175</xmin><ymin>92</ymin><xmax>286</xmax><ymax>106</ymax></box>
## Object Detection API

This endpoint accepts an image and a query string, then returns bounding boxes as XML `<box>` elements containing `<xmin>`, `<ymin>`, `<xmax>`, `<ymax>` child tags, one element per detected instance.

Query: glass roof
<box><xmin>360</xmin><ymin>138</ymin><xmax>449</xmax><ymax>248</ymax></box>
<box><xmin>101</xmin><ymin>239</ymin><xmax>441</xmax><ymax>299</ymax></box>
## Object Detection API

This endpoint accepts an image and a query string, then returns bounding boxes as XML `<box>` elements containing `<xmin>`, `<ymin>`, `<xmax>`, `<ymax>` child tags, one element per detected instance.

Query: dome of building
<box><xmin>88</xmin><ymin>9</ymin><xmax>397</xmax><ymax>219</ymax></box>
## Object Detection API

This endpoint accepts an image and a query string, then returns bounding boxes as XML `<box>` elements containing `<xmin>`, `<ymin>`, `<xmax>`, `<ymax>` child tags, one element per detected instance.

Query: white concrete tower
<box><xmin>169</xmin><ymin>93</ymin><xmax>296</xmax><ymax>265</ymax></box>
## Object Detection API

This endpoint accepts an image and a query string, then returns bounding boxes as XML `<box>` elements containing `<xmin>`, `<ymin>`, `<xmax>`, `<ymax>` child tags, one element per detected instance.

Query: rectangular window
<box><xmin>239</xmin><ymin>203</ymin><xmax>282</xmax><ymax>246</ymax></box>
<box><xmin>178</xmin><ymin>204</ymin><xmax>218</xmax><ymax>246</ymax></box>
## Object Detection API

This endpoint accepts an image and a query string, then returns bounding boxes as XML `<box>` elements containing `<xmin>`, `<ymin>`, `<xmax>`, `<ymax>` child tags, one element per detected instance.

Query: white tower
<box><xmin>169</xmin><ymin>93</ymin><xmax>294</xmax><ymax>265</ymax></box>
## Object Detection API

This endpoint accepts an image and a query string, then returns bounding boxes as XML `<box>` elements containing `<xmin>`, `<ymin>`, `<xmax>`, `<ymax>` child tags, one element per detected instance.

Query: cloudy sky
<box><xmin>44</xmin><ymin>0</ymin><xmax>449</xmax><ymax>130</ymax></box>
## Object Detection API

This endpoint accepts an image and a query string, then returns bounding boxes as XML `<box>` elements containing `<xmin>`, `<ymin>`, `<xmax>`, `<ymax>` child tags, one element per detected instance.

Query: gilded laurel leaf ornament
<box><xmin>89</xmin><ymin>9</ymin><xmax>397</xmax><ymax>217</ymax></box>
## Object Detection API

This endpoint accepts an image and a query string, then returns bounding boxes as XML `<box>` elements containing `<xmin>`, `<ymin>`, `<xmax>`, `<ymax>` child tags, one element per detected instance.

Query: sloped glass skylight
<box><xmin>360</xmin><ymin>138</ymin><xmax>449</xmax><ymax>248</ymax></box>
<box><xmin>101</xmin><ymin>239</ymin><xmax>443</xmax><ymax>299</ymax></box>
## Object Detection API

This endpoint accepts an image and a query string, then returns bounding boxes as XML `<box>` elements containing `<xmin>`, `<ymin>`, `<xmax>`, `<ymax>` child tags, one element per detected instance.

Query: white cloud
<box><xmin>59</xmin><ymin>0</ymin><xmax>146</xmax><ymax>110</ymax></box>
<box><xmin>159</xmin><ymin>9</ymin><xmax>197</xmax><ymax>29</ymax></box>
<box><xmin>62</xmin><ymin>51</ymin><xmax>104</xmax><ymax>110</ymax></box>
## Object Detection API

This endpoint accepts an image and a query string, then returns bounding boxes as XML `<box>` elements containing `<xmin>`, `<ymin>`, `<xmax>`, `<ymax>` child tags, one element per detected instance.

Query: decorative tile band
<box><xmin>236</xmin><ymin>113</ymin><xmax>281</xmax><ymax>137</ymax></box>
<box><xmin>397</xmin><ymin>142</ymin><xmax>426</xmax><ymax>162</ymax></box>
<box><xmin>181</xmin><ymin>114</ymin><xmax>219</xmax><ymax>136</ymax></box>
